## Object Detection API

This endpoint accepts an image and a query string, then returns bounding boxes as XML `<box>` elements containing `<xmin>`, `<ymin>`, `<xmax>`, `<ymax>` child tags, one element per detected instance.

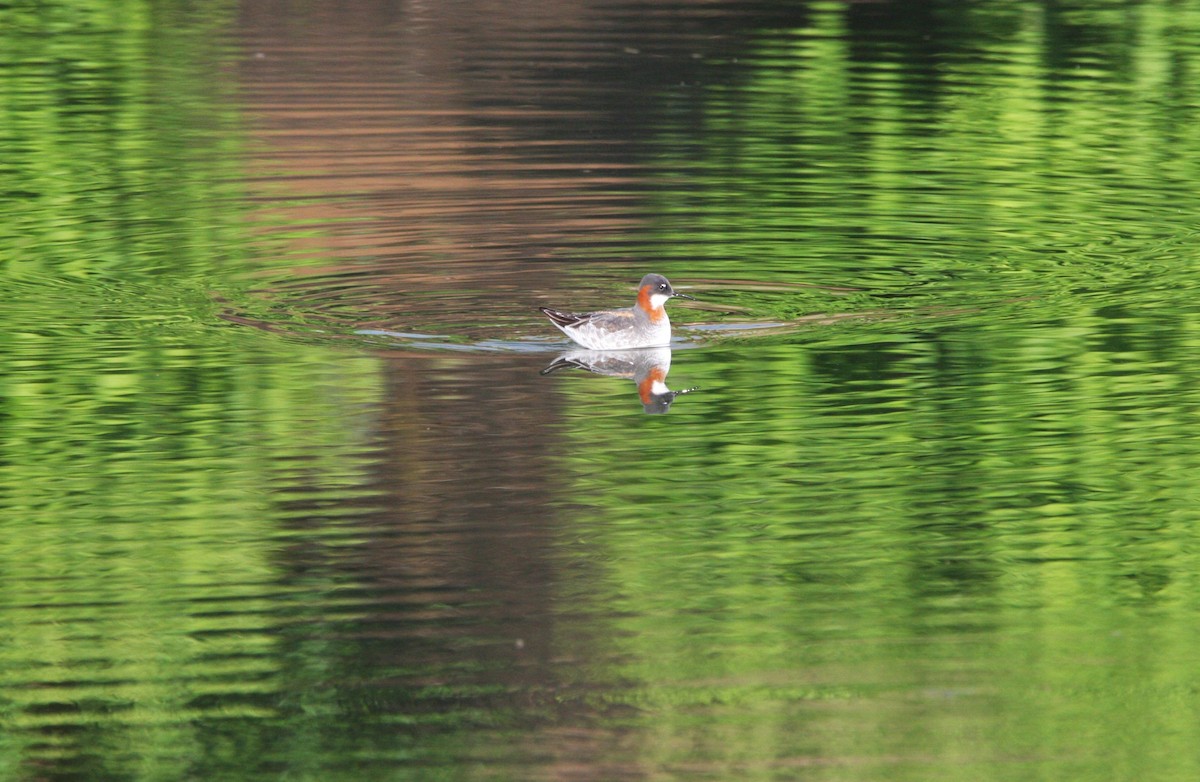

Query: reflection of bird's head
<box><xmin>642</xmin><ymin>387</ymin><xmax>698</xmax><ymax>415</ymax></box>
<box><xmin>637</xmin><ymin>363</ymin><xmax>698</xmax><ymax>414</ymax></box>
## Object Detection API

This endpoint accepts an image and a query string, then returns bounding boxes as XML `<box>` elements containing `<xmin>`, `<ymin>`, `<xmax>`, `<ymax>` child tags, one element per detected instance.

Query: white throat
<box><xmin>649</xmin><ymin>292</ymin><xmax>671</xmax><ymax>309</ymax></box>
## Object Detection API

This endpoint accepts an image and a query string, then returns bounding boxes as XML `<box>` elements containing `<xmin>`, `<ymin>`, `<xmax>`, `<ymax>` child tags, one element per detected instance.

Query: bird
<box><xmin>539</xmin><ymin>273</ymin><xmax>694</xmax><ymax>350</ymax></box>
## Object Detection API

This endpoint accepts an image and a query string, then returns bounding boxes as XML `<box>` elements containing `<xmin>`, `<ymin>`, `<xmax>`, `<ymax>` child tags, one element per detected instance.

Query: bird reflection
<box><xmin>540</xmin><ymin>347</ymin><xmax>698</xmax><ymax>414</ymax></box>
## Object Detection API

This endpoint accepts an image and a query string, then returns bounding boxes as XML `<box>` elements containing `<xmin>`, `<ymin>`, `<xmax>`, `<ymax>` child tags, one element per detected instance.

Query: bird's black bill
<box><xmin>672</xmin><ymin>292</ymin><xmax>696</xmax><ymax>301</ymax></box>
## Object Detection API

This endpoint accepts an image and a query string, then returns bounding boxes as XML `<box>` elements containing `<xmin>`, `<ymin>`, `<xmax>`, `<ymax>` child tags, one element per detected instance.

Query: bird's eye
<box><xmin>659</xmin><ymin>283</ymin><xmax>668</xmax><ymax>290</ymax></box>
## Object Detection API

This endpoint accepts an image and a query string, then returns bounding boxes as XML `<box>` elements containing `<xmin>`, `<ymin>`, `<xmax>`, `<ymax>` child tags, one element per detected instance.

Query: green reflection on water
<box><xmin>7</xmin><ymin>0</ymin><xmax>1200</xmax><ymax>779</ymax></box>
<box><xmin>1</xmin><ymin>1</ymin><xmax>244</xmax><ymax>282</ymax></box>
<box><xmin>639</xmin><ymin>0</ymin><xmax>1200</xmax><ymax>318</ymax></box>
<box><xmin>555</xmin><ymin>325</ymin><xmax>1200</xmax><ymax>778</ymax></box>
<box><xmin>550</xmin><ymin>1</ymin><xmax>1200</xmax><ymax>779</ymax></box>
<box><xmin>0</xmin><ymin>2</ymin><xmax>389</xmax><ymax>778</ymax></box>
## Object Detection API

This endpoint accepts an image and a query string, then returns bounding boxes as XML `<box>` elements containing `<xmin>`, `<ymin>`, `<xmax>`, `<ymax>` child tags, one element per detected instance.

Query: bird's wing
<box><xmin>576</xmin><ymin>310</ymin><xmax>635</xmax><ymax>332</ymax></box>
<box><xmin>539</xmin><ymin>307</ymin><xmax>590</xmax><ymax>329</ymax></box>
<box><xmin>540</xmin><ymin>307</ymin><xmax>635</xmax><ymax>331</ymax></box>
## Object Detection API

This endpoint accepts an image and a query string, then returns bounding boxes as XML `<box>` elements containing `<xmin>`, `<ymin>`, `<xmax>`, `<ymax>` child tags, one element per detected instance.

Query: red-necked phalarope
<box><xmin>539</xmin><ymin>273</ymin><xmax>694</xmax><ymax>350</ymax></box>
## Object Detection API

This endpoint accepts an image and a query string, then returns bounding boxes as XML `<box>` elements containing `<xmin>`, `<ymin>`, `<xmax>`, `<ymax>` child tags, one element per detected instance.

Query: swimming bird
<box><xmin>539</xmin><ymin>273</ymin><xmax>694</xmax><ymax>350</ymax></box>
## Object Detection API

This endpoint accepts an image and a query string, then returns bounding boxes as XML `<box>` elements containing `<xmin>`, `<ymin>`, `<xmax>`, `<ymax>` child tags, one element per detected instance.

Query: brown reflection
<box><xmin>369</xmin><ymin>353</ymin><xmax>563</xmax><ymax>661</ymax></box>
<box><xmin>236</xmin><ymin>0</ymin><xmax>647</xmax><ymax>323</ymax></box>
<box><xmin>235</xmin><ymin>3</ymin><xmax>643</xmax><ymax>775</ymax></box>
<box><xmin>233</xmin><ymin>1</ymin><xmax>803</xmax><ymax>778</ymax></box>
<box><xmin>233</xmin><ymin>0</ymin><xmax>808</xmax><ymax>336</ymax></box>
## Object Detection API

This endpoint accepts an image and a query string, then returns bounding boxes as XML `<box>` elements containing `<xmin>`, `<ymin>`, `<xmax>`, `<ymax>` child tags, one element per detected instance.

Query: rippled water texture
<box><xmin>5</xmin><ymin>0</ymin><xmax>1200</xmax><ymax>779</ymax></box>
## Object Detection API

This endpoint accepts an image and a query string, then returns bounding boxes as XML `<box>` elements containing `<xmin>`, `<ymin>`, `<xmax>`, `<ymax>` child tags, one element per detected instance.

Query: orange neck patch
<box><xmin>637</xmin><ymin>285</ymin><xmax>666</xmax><ymax>322</ymax></box>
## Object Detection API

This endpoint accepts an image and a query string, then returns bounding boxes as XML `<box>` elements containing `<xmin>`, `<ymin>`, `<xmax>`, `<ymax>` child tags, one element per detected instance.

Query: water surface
<box><xmin>4</xmin><ymin>0</ymin><xmax>1200</xmax><ymax>780</ymax></box>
